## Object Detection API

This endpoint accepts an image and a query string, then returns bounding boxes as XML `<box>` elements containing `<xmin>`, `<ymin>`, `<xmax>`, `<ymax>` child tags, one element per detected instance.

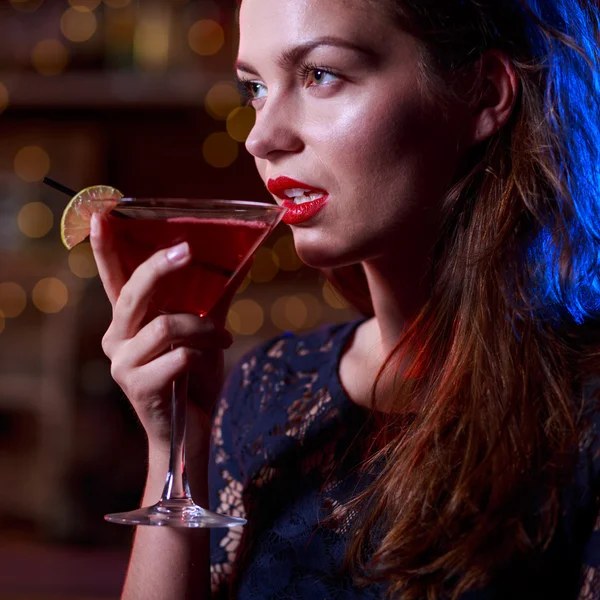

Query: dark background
<box><xmin>0</xmin><ymin>1</ymin><xmax>357</xmax><ymax>597</ymax></box>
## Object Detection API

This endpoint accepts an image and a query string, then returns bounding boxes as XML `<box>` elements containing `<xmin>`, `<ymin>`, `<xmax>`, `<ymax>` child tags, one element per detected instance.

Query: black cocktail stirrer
<box><xmin>42</xmin><ymin>177</ymin><xmax>132</xmax><ymax>219</ymax></box>
<box><xmin>42</xmin><ymin>176</ymin><xmax>76</xmax><ymax>197</ymax></box>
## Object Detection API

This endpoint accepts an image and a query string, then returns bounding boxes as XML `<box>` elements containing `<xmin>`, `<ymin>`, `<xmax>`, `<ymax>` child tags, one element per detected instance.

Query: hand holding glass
<box><xmin>98</xmin><ymin>198</ymin><xmax>285</xmax><ymax>528</ymax></box>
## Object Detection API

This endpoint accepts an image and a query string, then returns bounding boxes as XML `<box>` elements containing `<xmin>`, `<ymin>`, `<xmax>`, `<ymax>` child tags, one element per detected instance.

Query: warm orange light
<box><xmin>297</xmin><ymin>293</ymin><xmax>322</xmax><ymax>329</ymax></box>
<box><xmin>0</xmin><ymin>282</ymin><xmax>27</xmax><ymax>318</ymax></box>
<box><xmin>202</xmin><ymin>132</ymin><xmax>239</xmax><ymax>168</ymax></box>
<box><xmin>69</xmin><ymin>0</ymin><xmax>101</xmax><ymax>10</ymax></box>
<box><xmin>271</xmin><ymin>295</ymin><xmax>310</xmax><ymax>331</ymax></box>
<box><xmin>0</xmin><ymin>311</ymin><xmax>5</xmax><ymax>335</ymax></box>
<box><xmin>10</xmin><ymin>0</ymin><xmax>43</xmax><ymax>12</ymax></box>
<box><xmin>61</xmin><ymin>7</ymin><xmax>97</xmax><ymax>43</ymax></box>
<box><xmin>249</xmin><ymin>247</ymin><xmax>279</xmax><ymax>284</ymax></box>
<box><xmin>133</xmin><ymin>11</ymin><xmax>171</xmax><ymax>71</ymax></box>
<box><xmin>104</xmin><ymin>0</ymin><xmax>131</xmax><ymax>7</ymax></box>
<box><xmin>31</xmin><ymin>39</ymin><xmax>70</xmax><ymax>77</ymax></box>
<box><xmin>0</xmin><ymin>83</ymin><xmax>9</xmax><ymax>115</ymax></box>
<box><xmin>32</xmin><ymin>278</ymin><xmax>69</xmax><ymax>314</ymax></box>
<box><xmin>285</xmin><ymin>296</ymin><xmax>308</xmax><ymax>329</ymax></box>
<box><xmin>226</xmin><ymin>107</ymin><xmax>255</xmax><ymax>143</ymax></box>
<box><xmin>273</xmin><ymin>235</ymin><xmax>303</xmax><ymax>271</ymax></box>
<box><xmin>322</xmin><ymin>281</ymin><xmax>349</xmax><ymax>309</ymax></box>
<box><xmin>235</xmin><ymin>275</ymin><xmax>251</xmax><ymax>295</ymax></box>
<box><xmin>14</xmin><ymin>146</ymin><xmax>51</xmax><ymax>183</ymax></box>
<box><xmin>228</xmin><ymin>299</ymin><xmax>264</xmax><ymax>336</ymax></box>
<box><xmin>205</xmin><ymin>82</ymin><xmax>241</xmax><ymax>121</ymax></box>
<box><xmin>188</xmin><ymin>19</ymin><xmax>224</xmax><ymax>56</ymax></box>
<box><xmin>68</xmin><ymin>243</ymin><xmax>98</xmax><ymax>278</ymax></box>
<box><xmin>17</xmin><ymin>202</ymin><xmax>54</xmax><ymax>238</ymax></box>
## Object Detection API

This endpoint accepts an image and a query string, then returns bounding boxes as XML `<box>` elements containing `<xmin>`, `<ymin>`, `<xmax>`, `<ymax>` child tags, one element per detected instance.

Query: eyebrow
<box><xmin>235</xmin><ymin>36</ymin><xmax>378</xmax><ymax>76</ymax></box>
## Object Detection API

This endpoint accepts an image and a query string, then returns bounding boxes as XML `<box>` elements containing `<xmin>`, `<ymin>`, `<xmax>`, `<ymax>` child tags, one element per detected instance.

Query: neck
<box><xmin>362</xmin><ymin>253</ymin><xmax>432</xmax><ymax>358</ymax></box>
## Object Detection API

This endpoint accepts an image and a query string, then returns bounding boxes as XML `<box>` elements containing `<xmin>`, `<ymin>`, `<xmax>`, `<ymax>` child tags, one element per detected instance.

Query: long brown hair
<box><xmin>327</xmin><ymin>1</ymin><xmax>600</xmax><ymax>597</ymax></box>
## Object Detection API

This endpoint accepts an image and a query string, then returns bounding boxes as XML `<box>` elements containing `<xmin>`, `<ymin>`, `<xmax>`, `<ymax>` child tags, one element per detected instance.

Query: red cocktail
<box><xmin>107</xmin><ymin>214</ymin><xmax>270</xmax><ymax>316</ymax></box>
<box><xmin>102</xmin><ymin>198</ymin><xmax>286</xmax><ymax>528</ymax></box>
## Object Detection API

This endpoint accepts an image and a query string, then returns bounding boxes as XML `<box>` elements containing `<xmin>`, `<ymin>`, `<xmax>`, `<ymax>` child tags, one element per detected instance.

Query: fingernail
<box><xmin>167</xmin><ymin>242</ymin><xmax>189</xmax><ymax>263</ymax></box>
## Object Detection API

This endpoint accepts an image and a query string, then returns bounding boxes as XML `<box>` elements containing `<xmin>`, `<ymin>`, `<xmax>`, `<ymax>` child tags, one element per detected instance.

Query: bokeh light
<box><xmin>297</xmin><ymin>293</ymin><xmax>322</xmax><ymax>329</ymax></box>
<box><xmin>133</xmin><ymin>12</ymin><xmax>170</xmax><ymax>71</ymax></box>
<box><xmin>104</xmin><ymin>0</ymin><xmax>131</xmax><ymax>7</ymax></box>
<box><xmin>17</xmin><ymin>202</ymin><xmax>54</xmax><ymax>239</ymax></box>
<box><xmin>273</xmin><ymin>235</ymin><xmax>303</xmax><ymax>271</ymax></box>
<box><xmin>10</xmin><ymin>0</ymin><xmax>43</xmax><ymax>12</ymax></box>
<box><xmin>188</xmin><ymin>19</ymin><xmax>224</xmax><ymax>56</ymax></box>
<box><xmin>249</xmin><ymin>247</ymin><xmax>279</xmax><ymax>284</ymax></box>
<box><xmin>271</xmin><ymin>295</ymin><xmax>311</xmax><ymax>331</ymax></box>
<box><xmin>205</xmin><ymin>82</ymin><xmax>240</xmax><ymax>120</ymax></box>
<box><xmin>226</xmin><ymin>107</ymin><xmax>255</xmax><ymax>143</ymax></box>
<box><xmin>31</xmin><ymin>39</ymin><xmax>70</xmax><ymax>77</ymax></box>
<box><xmin>0</xmin><ymin>310</ymin><xmax>4</xmax><ymax>335</ymax></box>
<box><xmin>0</xmin><ymin>83</ymin><xmax>9</xmax><ymax>115</ymax></box>
<box><xmin>323</xmin><ymin>280</ymin><xmax>349</xmax><ymax>309</ymax></box>
<box><xmin>14</xmin><ymin>146</ymin><xmax>50</xmax><ymax>182</ymax></box>
<box><xmin>202</xmin><ymin>132</ymin><xmax>238</xmax><ymax>168</ymax></box>
<box><xmin>68</xmin><ymin>243</ymin><xmax>98</xmax><ymax>279</ymax></box>
<box><xmin>61</xmin><ymin>7</ymin><xmax>98</xmax><ymax>43</ymax></box>
<box><xmin>32</xmin><ymin>278</ymin><xmax>69</xmax><ymax>314</ymax></box>
<box><xmin>0</xmin><ymin>282</ymin><xmax>27</xmax><ymax>318</ymax></box>
<box><xmin>69</xmin><ymin>0</ymin><xmax>101</xmax><ymax>10</ymax></box>
<box><xmin>235</xmin><ymin>274</ymin><xmax>251</xmax><ymax>295</ymax></box>
<box><xmin>228</xmin><ymin>299</ymin><xmax>264</xmax><ymax>336</ymax></box>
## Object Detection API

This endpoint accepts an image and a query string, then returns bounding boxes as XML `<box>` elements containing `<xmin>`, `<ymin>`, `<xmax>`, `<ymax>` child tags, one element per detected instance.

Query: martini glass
<box><xmin>102</xmin><ymin>198</ymin><xmax>286</xmax><ymax>528</ymax></box>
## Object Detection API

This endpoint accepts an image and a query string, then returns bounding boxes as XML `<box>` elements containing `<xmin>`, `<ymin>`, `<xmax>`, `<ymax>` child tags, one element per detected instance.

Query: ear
<box><xmin>465</xmin><ymin>50</ymin><xmax>519</xmax><ymax>145</ymax></box>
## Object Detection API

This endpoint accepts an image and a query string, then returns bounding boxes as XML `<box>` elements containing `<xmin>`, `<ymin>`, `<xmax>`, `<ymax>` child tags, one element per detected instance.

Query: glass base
<box><xmin>104</xmin><ymin>499</ymin><xmax>247</xmax><ymax>528</ymax></box>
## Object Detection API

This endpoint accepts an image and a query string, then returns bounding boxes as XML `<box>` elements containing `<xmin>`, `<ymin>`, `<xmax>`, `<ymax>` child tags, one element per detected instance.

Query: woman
<box><xmin>91</xmin><ymin>0</ymin><xmax>600</xmax><ymax>598</ymax></box>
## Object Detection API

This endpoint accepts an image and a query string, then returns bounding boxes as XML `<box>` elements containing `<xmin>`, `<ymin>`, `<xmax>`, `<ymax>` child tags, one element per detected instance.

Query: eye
<box><xmin>235</xmin><ymin>77</ymin><xmax>267</xmax><ymax>106</ymax></box>
<box><xmin>249</xmin><ymin>81</ymin><xmax>267</xmax><ymax>98</ymax></box>
<box><xmin>306</xmin><ymin>69</ymin><xmax>339</xmax><ymax>87</ymax></box>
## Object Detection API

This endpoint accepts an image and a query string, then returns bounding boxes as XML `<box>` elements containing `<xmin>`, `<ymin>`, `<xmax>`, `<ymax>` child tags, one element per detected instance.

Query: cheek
<box><xmin>339</xmin><ymin>97</ymin><xmax>458</xmax><ymax>210</ymax></box>
<box><xmin>307</xmin><ymin>89</ymin><xmax>439</xmax><ymax>183</ymax></box>
<box><xmin>255</xmin><ymin>158</ymin><xmax>267</xmax><ymax>183</ymax></box>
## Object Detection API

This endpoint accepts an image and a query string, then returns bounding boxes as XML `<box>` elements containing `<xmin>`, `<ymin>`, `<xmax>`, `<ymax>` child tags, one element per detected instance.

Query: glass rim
<box><xmin>118</xmin><ymin>197</ymin><xmax>285</xmax><ymax>212</ymax></box>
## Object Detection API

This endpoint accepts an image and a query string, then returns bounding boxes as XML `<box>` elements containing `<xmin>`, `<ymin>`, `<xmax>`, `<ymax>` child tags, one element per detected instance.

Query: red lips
<box><xmin>267</xmin><ymin>176</ymin><xmax>328</xmax><ymax>225</ymax></box>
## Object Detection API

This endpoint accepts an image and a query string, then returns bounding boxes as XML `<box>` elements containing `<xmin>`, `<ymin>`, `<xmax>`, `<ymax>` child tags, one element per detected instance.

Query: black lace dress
<box><xmin>208</xmin><ymin>320</ymin><xmax>600</xmax><ymax>599</ymax></box>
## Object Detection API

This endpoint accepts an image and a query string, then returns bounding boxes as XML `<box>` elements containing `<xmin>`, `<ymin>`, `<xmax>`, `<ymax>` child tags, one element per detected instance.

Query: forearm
<box><xmin>122</xmin><ymin>451</ymin><xmax>211</xmax><ymax>600</ymax></box>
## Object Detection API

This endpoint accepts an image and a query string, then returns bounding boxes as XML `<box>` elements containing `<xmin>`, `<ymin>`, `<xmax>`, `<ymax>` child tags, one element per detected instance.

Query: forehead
<box><xmin>238</xmin><ymin>0</ymin><xmax>392</xmax><ymax>54</ymax></box>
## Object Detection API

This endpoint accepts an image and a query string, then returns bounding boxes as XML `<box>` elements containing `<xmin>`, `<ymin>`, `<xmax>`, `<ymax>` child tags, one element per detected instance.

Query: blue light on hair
<box><xmin>523</xmin><ymin>0</ymin><xmax>600</xmax><ymax>324</ymax></box>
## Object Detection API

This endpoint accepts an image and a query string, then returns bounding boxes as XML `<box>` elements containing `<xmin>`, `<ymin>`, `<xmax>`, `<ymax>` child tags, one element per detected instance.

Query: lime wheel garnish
<box><xmin>60</xmin><ymin>185</ymin><xmax>123</xmax><ymax>250</ymax></box>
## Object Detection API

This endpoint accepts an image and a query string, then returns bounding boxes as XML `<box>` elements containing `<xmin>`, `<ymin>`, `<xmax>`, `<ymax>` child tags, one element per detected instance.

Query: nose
<box><xmin>245</xmin><ymin>97</ymin><xmax>304</xmax><ymax>160</ymax></box>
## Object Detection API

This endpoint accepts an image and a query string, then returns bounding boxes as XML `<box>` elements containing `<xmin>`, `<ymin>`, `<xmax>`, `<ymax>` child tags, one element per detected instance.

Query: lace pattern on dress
<box><xmin>579</xmin><ymin>564</ymin><xmax>600</xmax><ymax>600</ymax></box>
<box><xmin>579</xmin><ymin>506</ymin><xmax>600</xmax><ymax>600</ymax></box>
<box><xmin>210</xmin><ymin>392</ymin><xmax>246</xmax><ymax>595</ymax></box>
<box><xmin>209</xmin><ymin>324</ymin><xmax>375</xmax><ymax>598</ymax></box>
<box><xmin>210</xmin><ymin>465</ymin><xmax>247</xmax><ymax>593</ymax></box>
<box><xmin>578</xmin><ymin>380</ymin><xmax>600</xmax><ymax>599</ymax></box>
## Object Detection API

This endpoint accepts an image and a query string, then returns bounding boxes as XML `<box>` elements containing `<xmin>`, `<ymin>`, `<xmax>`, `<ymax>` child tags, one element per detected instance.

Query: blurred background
<box><xmin>0</xmin><ymin>0</ymin><xmax>358</xmax><ymax>597</ymax></box>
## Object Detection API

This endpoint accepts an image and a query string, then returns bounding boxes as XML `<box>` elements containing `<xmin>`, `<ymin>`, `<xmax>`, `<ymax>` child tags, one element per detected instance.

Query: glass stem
<box><xmin>160</xmin><ymin>373</ymin><xmax>192</xmax><ymax>502</ymax></box>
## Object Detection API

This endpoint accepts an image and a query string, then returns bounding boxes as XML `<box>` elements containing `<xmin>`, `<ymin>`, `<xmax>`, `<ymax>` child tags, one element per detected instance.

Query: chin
<box><xmin>292</xmin><ymin>235</ymin><xmax>369</xmax><ymax>270</ymax></box>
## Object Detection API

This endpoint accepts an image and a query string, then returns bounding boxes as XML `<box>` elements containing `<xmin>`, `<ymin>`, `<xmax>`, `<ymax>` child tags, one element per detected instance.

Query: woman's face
<box><xmin>237</xmin><ymin>0</ymin><xmax>468</xmax><ymax>269</ymax></box>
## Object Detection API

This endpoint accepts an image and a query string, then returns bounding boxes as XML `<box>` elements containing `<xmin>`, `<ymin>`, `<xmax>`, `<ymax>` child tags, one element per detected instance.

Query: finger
<box><xmin>209</xmin><ymin>257</ymin><xmax>254</xmax><ymax>324</ymax></box>
<box><xmin>90</xmin><ymin>214</ymin><xmax>128</xmax><ymax>308</ymax></box>
<box><xmin>110</xmin><ymin>242</ymin><xmax>192</xmax><ymax>341</ymax></box>
<box><xmin>119</xmin><ymin>313</ymin><xmax>232</xmax><ymax>368</ymax></box>
<box><xmin>129</xmin><ymin>346</ymin><xmax>222</xmax><ymax>401</ymax></box>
